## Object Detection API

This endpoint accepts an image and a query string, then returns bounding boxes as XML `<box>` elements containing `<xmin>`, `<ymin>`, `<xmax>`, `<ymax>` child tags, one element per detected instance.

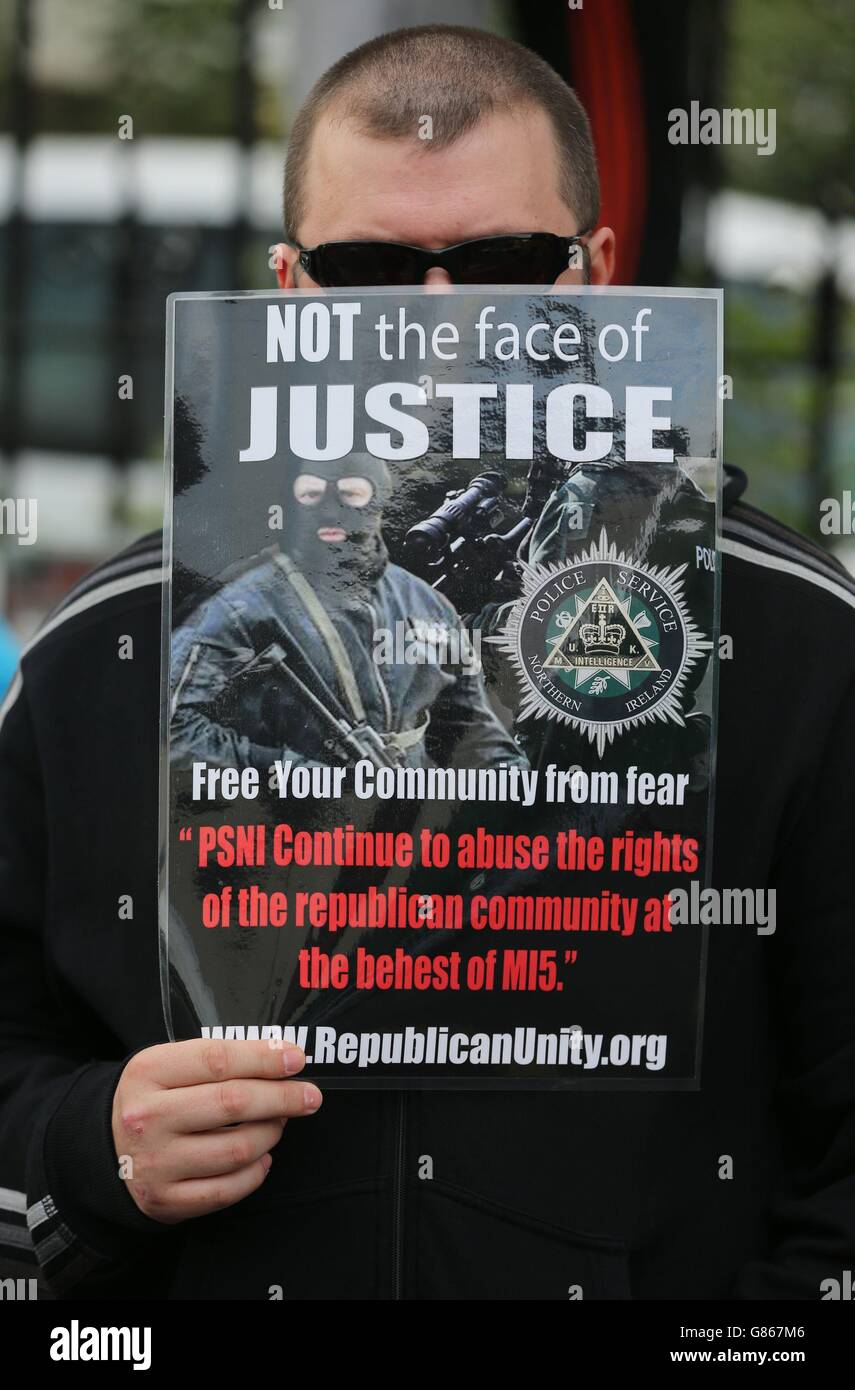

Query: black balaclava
<box><xmin>284</xmin><ymin>453</ymin><xmax>392</xmax><ymax>598</ymax></box>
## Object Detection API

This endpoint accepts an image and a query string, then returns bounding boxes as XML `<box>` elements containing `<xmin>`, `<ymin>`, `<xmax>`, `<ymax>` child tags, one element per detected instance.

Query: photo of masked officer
<box><xmin>411</xmin><ymin>434</ymin><xmax>713</xmax><ymax>765</ymax></box>
<box><xmin>169</xmin><ymin>451</ymin><xmax>529</xmax><ymax>777</ymax></box>
<box><xmin>491</xmin><ymin>447</ymin><xmax>706</xmax><ymax>595</ymax></box>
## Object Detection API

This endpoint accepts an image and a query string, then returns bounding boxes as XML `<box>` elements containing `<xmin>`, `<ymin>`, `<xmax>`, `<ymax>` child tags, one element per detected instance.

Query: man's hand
<box><xmin>111</xmin><ymin>1039</ymin><xmax>322</xmax><ymax>1224</ymax></box>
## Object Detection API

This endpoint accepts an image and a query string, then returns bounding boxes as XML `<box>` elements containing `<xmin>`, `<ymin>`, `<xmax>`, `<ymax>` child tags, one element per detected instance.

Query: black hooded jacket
<box><xmin>169</xmin><ymin>548</ymin><xmax>525</xmax><ymax>774</ymax></box>
<box><xmin>1</xmin><ymin>466</ymin><xmax>854</xmax><ymax>1300</ymax></box>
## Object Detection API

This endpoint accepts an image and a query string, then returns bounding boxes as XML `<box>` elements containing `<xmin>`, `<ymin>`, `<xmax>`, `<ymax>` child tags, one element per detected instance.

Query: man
<box><xmin>169</xmin><ymin>454</ymin><xmax>522</xmax><ymax>775</ymax></box>
<box><xmin>1</xmin><ymin>24</ymin><xmax>853</xmax><ymax>1300</ymax></box>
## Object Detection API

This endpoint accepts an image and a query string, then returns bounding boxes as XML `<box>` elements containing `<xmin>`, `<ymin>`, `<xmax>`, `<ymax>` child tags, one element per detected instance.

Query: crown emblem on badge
<box><xmin>579</xmin><ymin>604</ymin><xmax>626</xmax><ymax>656</ymax></box>
<box><xmin>545</xmin><ymin>576</ymin><xmax>660</xmax><ymax>674</ymax></box>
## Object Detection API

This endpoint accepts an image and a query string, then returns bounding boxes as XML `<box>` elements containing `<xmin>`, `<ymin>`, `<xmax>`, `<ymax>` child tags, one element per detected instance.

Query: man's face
<box><xmin>273</xmin><ymin>104</ymin><xmax>615</xmax><ymax>289</ymax></box>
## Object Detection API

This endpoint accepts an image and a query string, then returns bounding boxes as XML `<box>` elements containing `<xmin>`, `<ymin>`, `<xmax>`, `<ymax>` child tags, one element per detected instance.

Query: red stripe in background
<box><xmin>566</xmin><ymin>0</ymin><xmax>647</xmax><ymax>284</ymax></box>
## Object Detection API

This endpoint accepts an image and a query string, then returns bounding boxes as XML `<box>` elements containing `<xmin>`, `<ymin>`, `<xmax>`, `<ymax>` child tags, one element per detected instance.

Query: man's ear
<box><xmin>272</xmin><ymin>242</ymin><xmax>301</xmax><ymax>289</ymax></box>
<box><xmin>587</xmin><ymin>227</ymin><xmax>616</xmax><ymax>285</ymax></box>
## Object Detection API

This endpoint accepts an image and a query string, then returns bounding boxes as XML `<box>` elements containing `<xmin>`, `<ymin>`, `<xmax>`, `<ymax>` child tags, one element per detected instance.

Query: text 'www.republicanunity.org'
<box><xmin>199</xmin><ymin>1026</ymin><xmax>669</xmax><ymax>1071</ymax></box>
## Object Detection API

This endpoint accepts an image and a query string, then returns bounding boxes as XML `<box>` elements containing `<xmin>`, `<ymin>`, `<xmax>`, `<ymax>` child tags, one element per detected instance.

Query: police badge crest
<box><xmin>489</xmin><ymin>530</ymin><xmax>712</xmax><ymax>757</ymax></box>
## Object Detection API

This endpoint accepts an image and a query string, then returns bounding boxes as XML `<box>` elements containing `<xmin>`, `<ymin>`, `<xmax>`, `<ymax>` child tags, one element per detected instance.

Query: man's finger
<box><xmin>146</xmin><ymin>1155</ymin><xmax>275</xmax><ymax>1222</ymax></box>
<box><xmin>161</xmin><ymin>1077</ymin><xmax>322</xmax><ymax>1133</ymax></box>
<box><xmin>138</xmin><ymin>1037</ymin><xmax>306</xmax><ymax>1088</ymax></box>
<box><xmin>153</xmin><ymin>1119</ymin><xmax>287</xmax><ymax>1181</ymax></box>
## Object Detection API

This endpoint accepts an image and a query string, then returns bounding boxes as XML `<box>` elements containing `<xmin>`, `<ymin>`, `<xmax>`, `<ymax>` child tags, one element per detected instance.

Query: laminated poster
<box><xmin>160</xmin><ymin>286</ymin><xmax>721</xmax><ymax>1089</ymax></box>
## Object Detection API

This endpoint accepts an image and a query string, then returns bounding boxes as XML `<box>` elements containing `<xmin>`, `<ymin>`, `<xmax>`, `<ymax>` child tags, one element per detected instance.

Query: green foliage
<box><xmin>1</xmin><ymin>0</ymin><xmax>281</xmax><ymax>138</ymax></box>
<box><xmin>106</xmin><ymin>0</ymin><xmax>241</xmax><ymax>136</ymax></box>
<box><xmin>724</xmin><ymin>0</ymin><xmax>855</xmax><ymax>207</ymax></box>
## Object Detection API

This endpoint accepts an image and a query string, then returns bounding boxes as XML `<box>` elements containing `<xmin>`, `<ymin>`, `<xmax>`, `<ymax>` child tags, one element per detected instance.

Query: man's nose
<box><xmin>423</xmin><ymin>265</ymin><xmax>453</xmax><ymax>290</ymax></box>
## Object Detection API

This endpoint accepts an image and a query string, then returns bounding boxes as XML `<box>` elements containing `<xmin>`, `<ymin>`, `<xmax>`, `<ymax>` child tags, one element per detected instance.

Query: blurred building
<box><xmin>1</xmin><ymin>0</ymin><xmax>853</xmax><ymax>647</ymax></box>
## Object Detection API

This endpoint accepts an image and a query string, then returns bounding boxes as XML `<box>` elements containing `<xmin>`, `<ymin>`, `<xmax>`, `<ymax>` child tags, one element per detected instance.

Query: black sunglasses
<box><xmin>285</xmin><ymin>231</ymin><xmax>591</xmax><ymax>288</ymax></box>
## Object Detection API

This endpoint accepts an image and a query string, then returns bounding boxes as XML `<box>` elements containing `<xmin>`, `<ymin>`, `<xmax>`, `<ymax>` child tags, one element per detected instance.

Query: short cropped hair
<box><xmin>283</xmin><ymin>24</ymin><xmax>599</xmax><ymax>241</ymax></box>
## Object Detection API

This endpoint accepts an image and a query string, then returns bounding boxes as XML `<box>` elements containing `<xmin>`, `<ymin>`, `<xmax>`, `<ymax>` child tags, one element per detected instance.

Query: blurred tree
<box><xmin>724</xmin><ymin>0</ymin><xmax>855</xmax><ymax>207</ymax></box>
<box><xmin>0</xmin><ymin>0</ymin><xmax>285</xmax><ymax>139</ymax></box>
<box><xmin>106</xmin><ymin>0</ymin><xmax>240</xmax><ymax>136</ymax></box>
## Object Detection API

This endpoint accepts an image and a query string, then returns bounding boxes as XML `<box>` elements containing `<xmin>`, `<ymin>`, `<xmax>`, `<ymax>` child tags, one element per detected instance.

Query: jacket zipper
<box><xmin>392</xmin><ymin>1091</ymin><xmax>407</xmax><ymax>1299</ymax></box>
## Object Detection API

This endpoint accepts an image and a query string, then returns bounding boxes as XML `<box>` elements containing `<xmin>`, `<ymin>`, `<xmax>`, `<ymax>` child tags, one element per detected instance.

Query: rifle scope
<box><xmin>404</xmin><ymin>472</ymin><xmax>505</xmax><ymax>559</ymax></box>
